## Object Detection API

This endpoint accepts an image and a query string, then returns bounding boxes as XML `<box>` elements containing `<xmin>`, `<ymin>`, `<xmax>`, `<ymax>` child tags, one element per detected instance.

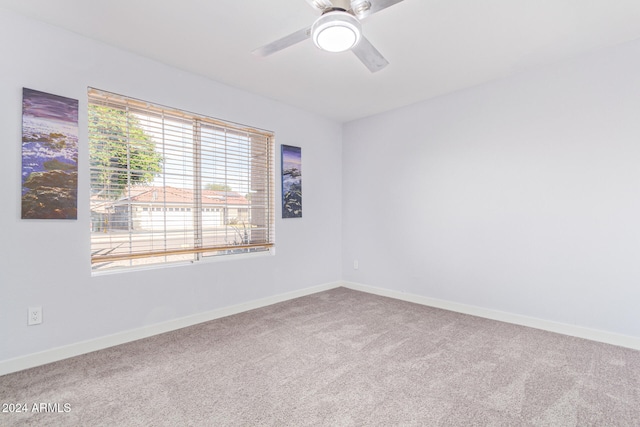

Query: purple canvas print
<box><xmin>281</xmin><ymin>145</ymin><xmax>302</xmax><ymax>218</ymax></box>
<box><xmin>21</xmin><ymin>88</ymin><xmax>78</xmax><ymax>219</ymax></box>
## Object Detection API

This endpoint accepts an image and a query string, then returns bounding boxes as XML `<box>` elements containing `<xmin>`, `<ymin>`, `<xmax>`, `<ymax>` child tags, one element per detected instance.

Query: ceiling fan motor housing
<box><xmin>329</xmin><ymin>0</ymin><xmax>352</xmax><ymax>11</ymax></box>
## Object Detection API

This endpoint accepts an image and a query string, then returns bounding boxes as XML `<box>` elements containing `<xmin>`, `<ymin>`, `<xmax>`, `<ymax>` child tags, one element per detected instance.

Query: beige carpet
<box><xmin>2</xmin><ymin>287</ymin><xmax>640</xmax><ymax>426</ymax></box>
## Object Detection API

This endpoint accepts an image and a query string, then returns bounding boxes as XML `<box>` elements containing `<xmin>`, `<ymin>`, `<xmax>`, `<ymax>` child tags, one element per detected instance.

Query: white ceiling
<box><xmin>2</xmin><ymin>0</ymin><xmax>640</xmax><ymax>122</ymax></box>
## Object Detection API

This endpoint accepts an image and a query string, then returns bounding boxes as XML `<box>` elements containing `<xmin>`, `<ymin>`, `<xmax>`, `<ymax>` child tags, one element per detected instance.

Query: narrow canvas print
<box><xmin>21</xmin><ymin>88</ymin><xmax>79</xmax><ymax>219</ymax></box>
<box><xmin>281</xmin><ymin>145</ymin><xmax>302</xmax><ymax>218</ymax></box>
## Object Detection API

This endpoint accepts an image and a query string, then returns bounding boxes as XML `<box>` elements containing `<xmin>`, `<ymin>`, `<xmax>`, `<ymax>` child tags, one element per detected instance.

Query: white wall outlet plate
<box><xmin>28</xmin><ymin>306</ymin><xmax>42</xmax><ymax>326</ymax></box>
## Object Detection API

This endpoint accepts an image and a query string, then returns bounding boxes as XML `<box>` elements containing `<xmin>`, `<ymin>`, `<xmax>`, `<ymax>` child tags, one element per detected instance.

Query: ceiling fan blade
<box><xmin>353</xmin><ymin>0</ymin><xmax>405</xmax><ymax>19</ymax></box>
<box><xmin>252</xmin><ymin>27</ymin><xmax>312</xmax><ymax>57</ymax></box>
<box><xmin>352</xmin><ymin>36</ymin><xmax>389</xmax><ymax>73</ymax></box>
<box><xmin>304</xmin><ymin>0</ymin><xmax>334</xmax><ymax>12</ymax></box>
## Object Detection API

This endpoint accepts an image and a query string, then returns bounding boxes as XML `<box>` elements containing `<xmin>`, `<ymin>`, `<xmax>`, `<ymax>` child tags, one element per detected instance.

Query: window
<box><xmin>89</xmin><ymin>88</ymin><xmax>274</xmax><ymax>272</ymax></box>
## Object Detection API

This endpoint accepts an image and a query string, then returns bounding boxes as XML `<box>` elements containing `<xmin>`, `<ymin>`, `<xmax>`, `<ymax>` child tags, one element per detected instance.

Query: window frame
<box><xmin>88</xmin><ymin>88</ymin><xmax>275</xmax><ymax>273</ymax></box>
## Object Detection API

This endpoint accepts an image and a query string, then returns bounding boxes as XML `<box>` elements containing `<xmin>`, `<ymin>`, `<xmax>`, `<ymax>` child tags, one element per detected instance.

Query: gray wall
<box><xmin>0</xmin><ymin>9</ymin><xmax>343</xmax><ymax>362</ymax></box>
<box><xmin>342</xmin><ymin>39</ymin><xmax>640</xmax><ymax>338</ymax></box>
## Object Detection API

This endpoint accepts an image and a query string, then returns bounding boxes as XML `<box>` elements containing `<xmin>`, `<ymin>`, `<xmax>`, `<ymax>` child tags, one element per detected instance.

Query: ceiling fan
<box><xmin>252</xmin><ymin>0</ymin><xmax>405</xmax><ymax>73</ymax></box>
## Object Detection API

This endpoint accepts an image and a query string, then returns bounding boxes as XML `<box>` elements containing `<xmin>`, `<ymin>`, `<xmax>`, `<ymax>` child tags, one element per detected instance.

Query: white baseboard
<box><xmin>5</xmin><ymin>280</ymin><xmax>638</xmax><ymax>377</ymax></box>
<box><xmin>342</xmin><ymin>281</ymin><xmax>640</xmax><ymax>351</ymax></box>
<box><xmin>0</xmin><ymin>281</ymin><xmax>342</xmax><ymax>377</ymax></box>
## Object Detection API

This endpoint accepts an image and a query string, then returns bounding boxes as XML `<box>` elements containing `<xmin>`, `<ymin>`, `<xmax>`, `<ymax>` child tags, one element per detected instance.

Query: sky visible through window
<box><xmin>137</xmin><ymin>113</ymin><xmax>251</xmax><ymax>195</ymax></box>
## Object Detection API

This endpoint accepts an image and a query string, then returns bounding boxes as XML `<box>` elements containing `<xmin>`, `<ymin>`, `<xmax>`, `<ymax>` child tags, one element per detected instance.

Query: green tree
<box><xmin>89</xmin><ymin>104</ymin><xmax>162</xmax><ymax>198</ymax></box>
<box><xmin>205</xmin><ymin>183</ymin><xmax>233</xmax><ymax>191</ymax></box>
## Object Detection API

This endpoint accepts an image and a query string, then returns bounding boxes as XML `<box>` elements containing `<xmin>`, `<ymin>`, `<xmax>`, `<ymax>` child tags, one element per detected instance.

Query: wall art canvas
<box><xmin>281</xmin><ymin>145</ymin><xmax>302</xmax><ymax>218</ymax></box>
<box><xmin>21</xmin><ymin>88</ymin><xmax>79</xmax><ymax>219</ymax></box>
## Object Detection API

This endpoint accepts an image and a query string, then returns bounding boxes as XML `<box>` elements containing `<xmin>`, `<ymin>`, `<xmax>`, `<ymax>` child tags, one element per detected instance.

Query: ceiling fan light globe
<box><xmin>316</xmin><ymin>26</ymin><xmax>358</xmax><ymax>52</ymax></box>
<box><xmin>312</xmin><ymin>11</ymin><xmax>362</xmax><ymax>53</ymax></box>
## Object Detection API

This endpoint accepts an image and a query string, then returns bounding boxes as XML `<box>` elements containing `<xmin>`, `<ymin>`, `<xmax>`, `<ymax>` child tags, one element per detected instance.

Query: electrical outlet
<box><xmin>28</xmin><ymin>306</ymin><xmax>42</xmax><ymax>326</ymax></box>
<box><xmin>354</xmin><ymin>260</ymin><xmax>359</xmax><ymax>270</ymax></box>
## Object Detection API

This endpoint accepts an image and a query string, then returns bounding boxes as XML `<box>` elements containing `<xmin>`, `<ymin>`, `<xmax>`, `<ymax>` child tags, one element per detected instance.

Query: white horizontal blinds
<box><xmin>89</xmin><ymin>88</ymin><xmax>274</xmax><ymax>271</ymax></box>
<box><xmin>249</xmin><ymin>133</ymin><xmax>273</xmax><ymax>246</ymax></box>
